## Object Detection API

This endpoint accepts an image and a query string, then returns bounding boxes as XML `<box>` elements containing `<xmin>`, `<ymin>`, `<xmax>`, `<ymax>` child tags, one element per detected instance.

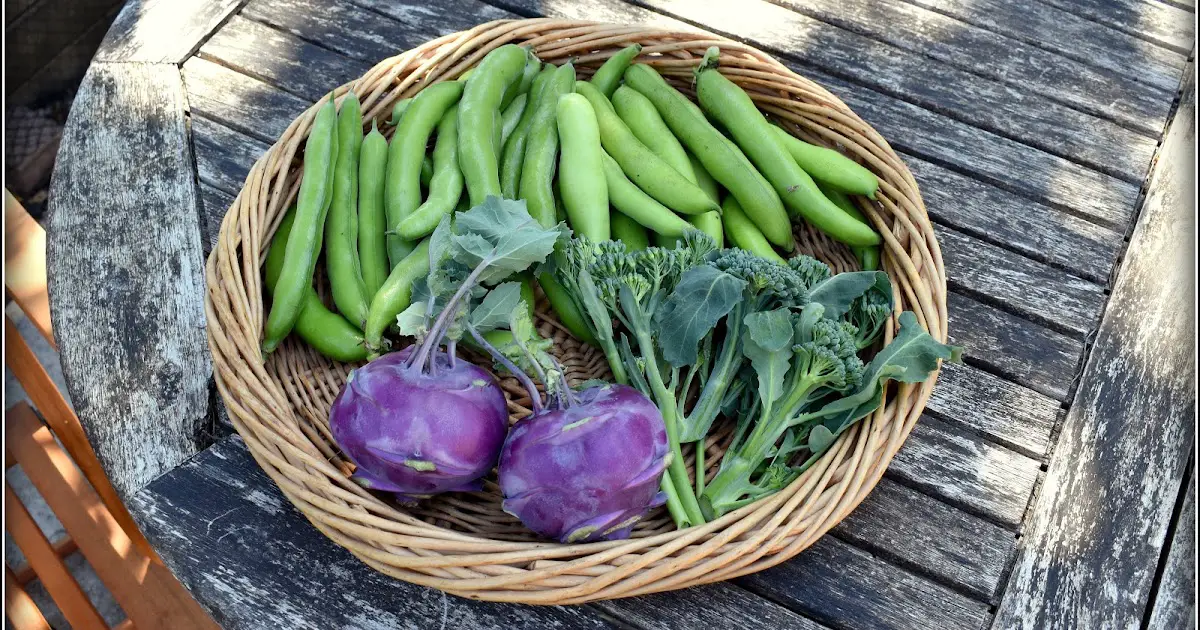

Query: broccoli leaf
<box><xmin>470</xmin><ymin>282</ymin><xmax>523</xmax><ymax>333</ymax></box>
<box><xmin>741</xmin><ymin>309</ymin><xmax>794</xmax><ymax>408</ymax></box>
<box><xmin>806</xmin><ymin>270</ymin><xmax>890</xmax><ymax>319</ymax></box>
<box><xmin>655</xmin><ymin>266</ymin><xmax>747</xmax><ymax>367</ymax></box>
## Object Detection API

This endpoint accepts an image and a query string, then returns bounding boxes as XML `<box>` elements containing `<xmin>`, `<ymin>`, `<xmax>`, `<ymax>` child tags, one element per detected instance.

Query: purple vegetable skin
<box><xmin>330</xmin><ymin>346</ymin><xmax>508</xmax><ymax>503</ymax></box>
<box><xmin>498</xmin><ymin>384</ymin><xmax>669</xmax><ymax>543</ymax></box>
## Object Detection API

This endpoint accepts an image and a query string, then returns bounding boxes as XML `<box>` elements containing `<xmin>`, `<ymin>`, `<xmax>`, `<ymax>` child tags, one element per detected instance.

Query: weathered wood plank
<box><xmin>46</xmin><ymin>62</ymin><xmax>210</xmax><ymax>499</ymax></box>
<box><xmin>242</xmin><ymin>0</ymin><xmax>512</xmax><ymax>63</ymax></box>
<box><xmin>926</xmin><ymin>362</ymin><xmax>1058</xmax><ymax>458</ymax></box>
<box><xmin>126</xmin><ymin>435</ymin><xmax>613</xmax><ymax>630</ymax></box>
<box><xmin>489</xmin><ymin>0</ymin><xmax>1141</xmax><ymax>230</ymax></box>
<box><xmin>182</xmin><ymin>55</ymin><xmax>311</xmax><ymax>144</ymax></box>
<box><xmin>198</xmin><ymin>15</ymin><xmax>373</xmax><ymax>102</ymax></box>
<box><xmin>834</xmin><ymin>478</ymin><xmax>1016</xmax><ymax>601</ymax></box>
<box><xmin>1147</xmin><ymin>471</ymin><xmax>1196</xmax><ymax>630</ymax></box>
<box><xmin>97</xmin><ymin>0</ymin><xmax>243</xmax><ymax>63</ymax></box>
<box><xmin>904</xmin><ymin>154</ymin><xmax>1123</xmax><ymax>284</ymax></box>
<box><xmin>597</xmin><ymin>582</ymin><xmax>830</xmax><ymax>629</ymax></box>
<box><xmin>900</xmin><ymin>0</ymin><xmax>1188</xmax><ymax>93</ymax></box>
<box><xmin>199</xmin><ymin>184</ymin><xmax>236</xmax><ymax>257</ymax></box>
<box><xmin>1038</xmin><ymin>0</ymin><xmax>1195</xmax><ymax>55</ymax></box>
<box><xmin>994</xmin><ymin>68</ymin><xmax>1195</xmax><ymax>630</ymax></box>
<box><xmin>190</xmin><ymin>113</ymin><xmax>270</xmax><ymax>196</ymax></box>
<box><xmin>937</xmin><ymin>225</ymin><xmax>1106</xmax><ymax>337</ymax></box>
<box><xmin>635</xmin><ymin>0</ymin><xmax>1161</xmax><ymax>181</ymax></box>
<box><xmin>737</xmin><ymin>533</ymin><xmax>990</xmax><ymax>630</ymax></box>
<box><xmin>948</xmin><ymin>292</ymin><xmax>1084</xmax><ymax>402</ymax></box>
<box><xmin>756</xmin><ymin>0</ymin><xmax>1176</xmax><ymax>134</ymax></box>
<box><xmin>889</xmin><ymin>416</ymin><xmax>1041</xmax><ymax>527</ymax></box>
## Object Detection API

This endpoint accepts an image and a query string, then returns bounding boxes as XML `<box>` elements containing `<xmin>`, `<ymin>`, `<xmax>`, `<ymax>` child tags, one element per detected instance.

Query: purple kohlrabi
<box><xmin>330</xmin><ymin>346</ymin><xmax>508</xmax><ymax>503</ymax></box>
<box><xmin>497</xmin><ymin>383</ymin><xmax>669</xmax><ymax>543</ymax></box>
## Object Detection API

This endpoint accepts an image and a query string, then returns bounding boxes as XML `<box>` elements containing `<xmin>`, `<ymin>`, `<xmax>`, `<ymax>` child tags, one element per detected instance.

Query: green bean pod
<box><xmin>263</xmin><ymin>98</ymin><xmax>338</xmax><ymax>355</ymax></box>
<box><xmin>611</xmin><ymin>85</ymin><xmax>696</xmax><ymax>184</ymax></box>
<box><xmin>722</xmin><ymin>196</ymin><xmax>786</xmax><ymax>264</ymax></box>
<box><xmin>818</xmin><ymin>181</ymin><xmax>880</xmax><ymax>271</ymax></box>
<box><xmin>685</xmin><ymin>152</ymin><xmax>724</xmax><ymax>246</ymax></box>
<box><xmin>499</xmin><ymin>93</ymin><xmax>528</xmax><ymax>150</ymax></box>
<box><xmin>358</xmin><ymin>122</ymin><xmax>390</xmax><ymax>297</ymax></box>
<box><xmin>601</xmin><ymin>151</ymin><xmax>692</xmax><ymax>238</ymax></box>
<box><xmin>396</xmin><ymin>106</ymin><xmax>463</xmax><ymax>240</ymax></box>
<box><xmin>499</xmin><ymin>68</ymin><xmax>554</xmax><ymax>199</ymax></box>
<box><xmin>385</xmin><ymin>80</ymin><xmax>464</xmax><ymax>267</ymax></box>
<box><xmin>622</xmin><ymin>63</ymin><xmax>793</xmax><ymax>248</ymax></box>
<box><xmin>388</xmin><ymin>98</ymin><xmax>412</xmax><ymax>126</ymax></box>
<box><xmin>326</xmin><ymin>93</ymin><xmax>370</xmax><ymax>327</ymax></box>
<box><xmin>519</xmin><ymin>63</ymin><xmax>576</xmax><ymax>227</ymax></box>
<box><xmin>611</xmin><ymin>211</ymin><xmax>650</xmax><ymax>250</ymax></box>
<box><xmin>694</xmin><ymin>50</ymin><xmax>879</xmax><ymax>247</ymax></box>
<box><xmin>536</xmin><ymin>272</ymin><xmax>598</xmax><ymax>345</ymax></box>
<box><xmin>773</xmin><ymin>126</ymin><xmax>878</xmax><ymax>198</ymax></box>
<box><xmin>501</xmin><ymin>56</ymin><xmax>541</xmax><ymax>111</ymax></box>
<box><xmin>420</xmin><ymin>155</ymin><xmax>434</xmax><ymax>188</ymax></box>
<box><xmin>459</xmin><ymin>44</ymin><xmax>533</xmax><ymax>205</ymax></box>
<box><xmin>365</xmin><ymin>239</ymin><xmax>432</xmax><ymax>357</ymax></box>
<box><xmin>590</xmin><ymin>44</ymin><xmax>642</xmax><ymax>97</ymax></box>
<box><xmin>266</xmin><ymin>209</ymin><xmax>368</xmax><ymax>362</ymax></box>
<box><xmin>574</xmin><ymin>81</ymin><xmax>717</xmax><ymax>216</ymax></box>
<box><xmin>556</xmin><ymin>93</ymin><xmax>610</xmax><ymax>241</ymax></box>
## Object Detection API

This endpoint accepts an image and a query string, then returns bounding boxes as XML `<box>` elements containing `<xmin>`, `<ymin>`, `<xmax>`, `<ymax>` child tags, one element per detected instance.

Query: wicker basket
<box><xmin>204</xmin><ymin>19</ymin><xmax>948</xmax><ymax>604</ymax></box>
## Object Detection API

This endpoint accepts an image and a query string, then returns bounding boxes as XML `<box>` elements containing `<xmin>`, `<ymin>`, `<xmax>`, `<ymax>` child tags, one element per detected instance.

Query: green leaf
<box><xmin>655</xmin><ymin>266</ymin><xmax>747</xmax><ymax>367</ymax></box>
<box><xmin>794</xmin><ymin>311</ymin><xmax>960</xmax><ymax>434</ymax></box>
<box><xmin>396</xmin><ymin>302</ymin><xmax>429</xmax><ymax>338</ymax></box>
<box><xmin>741</xmin><ymin>309</ymin><xmax>794</xmax><ymax>408</ymax></box>
<box><xmin>470</xmin><ymin>282</ymin><xmax>522</xmax><ymax>333</ymax></box>
<box><xmin>807</xmin><ymin>271</ymin><xmax>890</xmax><ymax>319</ymax></box>
<box><xmin>508</xmin><ymin>301</ymin><xmax>536</xmax><ymax>342</ymax></box>
<box><xmin>807</xmin><ymin>425</ymin><xmax>835</xmax><ymax>454</ymax></box>
<box><xmin>450</xmin><ymin>196</ymin><xmax>566</xmax><ymax>285</ymax></box>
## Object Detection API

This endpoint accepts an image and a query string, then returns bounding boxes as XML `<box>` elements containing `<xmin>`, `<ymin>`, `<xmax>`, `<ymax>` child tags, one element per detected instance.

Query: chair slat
<box><xmin>12</xmin><ymin>535</ymin><xmax>79</xmax><ymax>585</ymax></box>
<box><xmin>4</xmin><ymin>189</ymin><xmax>53</xmax><ymax>346</ymax></box>
<box><xmin>3</xmin><ymin>316</ymin><xmax>150</xmax><ymax>556</ymax></box>
<box><xmin>5</xmin><ymin>481</ymin><xmax>108</xmax><ymax>629</ymax></box>
<box><xmin>5</xmin><ymin>405</ymin><xmax>216</xmax><ymax>630</ymax></box>
<box><xmin>4</xmin><ymin>565</ymin><xmax>51</xmax><ymax>630</ymax></box>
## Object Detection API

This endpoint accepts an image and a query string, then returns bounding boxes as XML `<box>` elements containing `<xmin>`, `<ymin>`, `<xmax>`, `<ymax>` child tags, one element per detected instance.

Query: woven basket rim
<box><xmin>203</xmin><ymin>18</ymin><xmax>948</xmax><ymax>604</ymax></box>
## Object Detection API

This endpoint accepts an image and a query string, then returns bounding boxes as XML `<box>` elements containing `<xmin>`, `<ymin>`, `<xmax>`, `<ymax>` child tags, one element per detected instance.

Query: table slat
<box><xmin>47</xmin><ymin>61</ymin><xmax>211</xmax><ymax>498</ymax></box>
<box><xmin>1038</xmin><ymin>0</ymin><xmax>1195</xmax><ymax>54</ymax></box>
<box><xmin>994</xmin><ymin>66</ymin><xmax>1195</xmax><ymax>630</ymax></box>
<box><xmin>1147</xmin><ymin>470</ymin><xmax>1196</xmax><ymax>630</ymax></box>
<box><xmin>926</xmin><ymin>362</ymin><xmax>1058</xmax><ymax>458</ymax></box>
<box><xmin>98</xmin><ymin>0</ymin><xmax>243</xmax><ymax>63</ymax></box>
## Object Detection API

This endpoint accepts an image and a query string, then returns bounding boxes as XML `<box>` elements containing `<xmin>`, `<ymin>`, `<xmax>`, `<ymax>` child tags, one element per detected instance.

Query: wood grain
<box><xmin>1147</xmin><ymin>472</ymin><xmax>1196</xmax><ymax>630</ymax></box>
<box><xmin>833</xmin><ymin>478</ymin><xmax>1016</xmax><ymax>601</ymax></box>
<box><xmin>926</xmin><ymin>362</ymin><xmax>1057</xmax><ymax>458</ymax></box>
<box><xmin>994</xmin><ymin>68</ymin><xmax>1195</xmax><ymax>630</ymax></box>
<box><xmin>199</xmin><ymin>183</ymin><xmax>237</xmax><ymax>256</ymax></box>
<box><xmin>598</xmin><ymin>582</ymin><xmax>830</xmax><ymax>629</ymax></box>
<box><xmin>191</xmin><ymin>113</ymin><xmax>270</xmax><ymax>195</ymax></box>
<box><xmin>900</xmin><ymin>0</ymin><xmax>1188</xmax><ymax>93</ymax></box>
<box><xmin>737</xmin><ymin>533</ymin><xmax>990</xmax><ymax>630</ymax></box>
<box><xmin>182</xmin><ymin>55</ymin><xmax>310</xmax><ymax>143</ymax></box>
<box><xmin>98</xmin><ymin>0</ymin><xmax>243</xmax><ymax>63</ymax></box>
<box><xmin>46</xmin><ymin>62</ymin><xmax>211</xmax><ymax>498</ymax></box>
<box><xmin>635</xmin><ymin>0</ymin><xmax>1161</xmax><ymax>180</ymax></box>
<box><xmin>128</xmin><ymin>435</ymin><xmax>621</xmax><ymax>630</ymax></box>
<box><xmin>889</xmin><ymin>416</ymin><xmax>1041</xmax><ymax>527</ymax></box>
<box><xmin>1037</xmin><ymin>0</ymin><xmax>1195</xmax><ymax>55</ymax></box>
<box><xmin>199</xmin><ymin>15</ymin><xmax>373</xmax><ymax>102</ymax></box>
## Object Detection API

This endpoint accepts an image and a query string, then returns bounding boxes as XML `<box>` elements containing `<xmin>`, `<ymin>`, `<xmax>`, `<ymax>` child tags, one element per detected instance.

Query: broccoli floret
<box><xmin>847</xmin><ymin>288</ymin><xmax>892</xmax><ymax>350</ymax></box>
<box><xmin>708</xmin><ymin>248</ymin><xmax>809</xmax><ymax>307</ymax></box>
<box><xmin>790</xmin><ymin>317</ymin><xmax>865</xmax><ymax>400</ymax></box>
<box><xmin>787</xmin><ymin>255</ymin><xmax>832</xmax><ymax>290</ymax></box>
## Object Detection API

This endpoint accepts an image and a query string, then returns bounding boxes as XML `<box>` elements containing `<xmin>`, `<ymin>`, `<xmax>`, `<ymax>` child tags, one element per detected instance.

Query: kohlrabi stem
<box><xmin>467</xmin><ymin>324</ymin><xmax>543</xmax><ymax>415</ymax></box>
<box><xmin>446</xmin><ymin>340</ymin><xmax>457</xmax><ymax>368</ymax></box>
<box><xmin>557</xmin><ymin>370</ymin><xmax>577</xmax><ymax>408</ymax></box>
<box><xmin>413</xmin><ymin>261</ymin><xmax>492</xmax><ymax>371</ymax></box>
<box><xmin>512</xmin><ymin>334</ymin><xmax>550</xmax><ymax>394</ymax></box>
<box><xmin>634</xmin><ymin>327</ymin><xmax>706</xmax><ymax>527</ymax></box>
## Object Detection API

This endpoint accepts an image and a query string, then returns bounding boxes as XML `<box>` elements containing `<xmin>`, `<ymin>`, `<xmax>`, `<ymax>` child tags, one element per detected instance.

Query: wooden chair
<box><xmin>4</xmin><ymin>190</ymin><xmax>217</xmax><ymax>629</ymax></box>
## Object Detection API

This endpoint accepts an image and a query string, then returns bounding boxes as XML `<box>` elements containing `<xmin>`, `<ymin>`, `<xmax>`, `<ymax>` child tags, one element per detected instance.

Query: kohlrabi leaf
<box><xmin>508</xmin><ymin>301</ymin><xmax>536</xmax><ymax>343</ymax></box>
<box><xmin>470</xmin><ymin>282</ymin><xmax>523</xmax><ymax>333</ymax></box>
<box><xmin>449</xmin><ymin>196</ymin><xmax>566</xmax><ymax>285</ymax></box>
<box><xmin>806</xmin><ymin>270</ymin><xmax>890</xmax><ymax>319</ymax></box>
<box><xmin>655</xmin><ymin>266</ymin><xmax>746</xmax><ymax>367</ymax></box>
<box><xmin>396</xmin><ymin>302</ymin><xmax>429</xmax><ymax>338</ymax></box>
<box><xmin>741</xmin><ymin>309</ymin><xmax>794</xmax><ymax>408</ymax></box>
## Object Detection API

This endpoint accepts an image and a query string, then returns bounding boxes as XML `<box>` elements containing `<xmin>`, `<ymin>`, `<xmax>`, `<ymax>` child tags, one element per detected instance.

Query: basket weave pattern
<box><xmin>204</xmin><ymin>19</ymin><xmax>948</xmax><ymax>604</ymax></box>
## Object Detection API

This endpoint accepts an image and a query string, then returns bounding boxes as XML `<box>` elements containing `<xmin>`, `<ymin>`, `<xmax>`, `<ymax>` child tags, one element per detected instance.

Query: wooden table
<box><xmin>45</xmin><ymin>0</ymin><xmax>1195</xmax><ymax>627</ymax></box>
